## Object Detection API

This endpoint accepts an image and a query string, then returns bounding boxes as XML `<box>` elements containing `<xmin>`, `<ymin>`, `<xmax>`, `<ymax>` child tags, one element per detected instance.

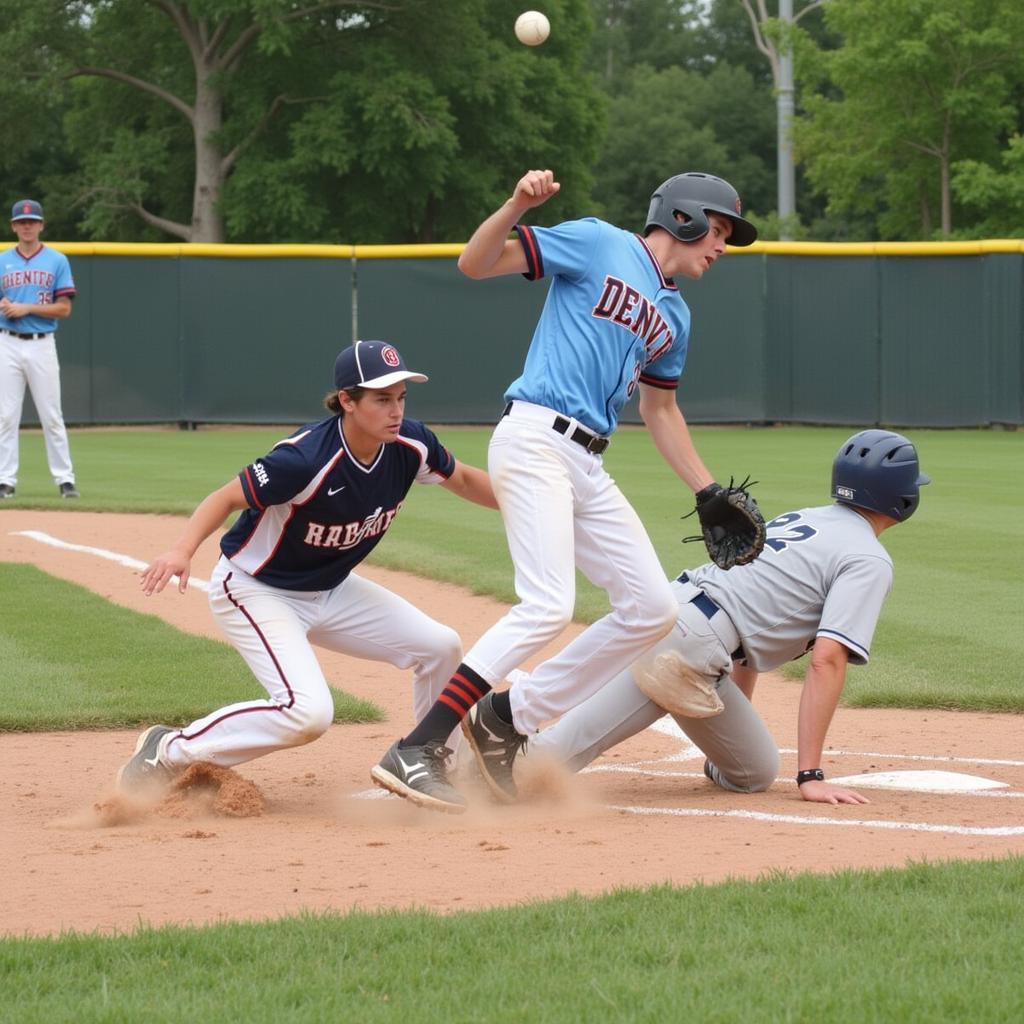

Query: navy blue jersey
<box><xmin>221</xmin><ymin>415</ymin><xmax>455</xmax><ymax>590</ymax></box>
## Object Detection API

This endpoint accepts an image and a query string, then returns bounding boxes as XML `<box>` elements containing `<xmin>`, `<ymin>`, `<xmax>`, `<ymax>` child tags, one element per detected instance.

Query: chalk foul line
<box><xmin>10</xmin><ymin>530</ymin><xmax>210</xmax><ymax>592</ymax></box>
<box><xmin>607</xmin><ymin>804</ymin><xmax>1024</xmax><ymax>837</ymax></box>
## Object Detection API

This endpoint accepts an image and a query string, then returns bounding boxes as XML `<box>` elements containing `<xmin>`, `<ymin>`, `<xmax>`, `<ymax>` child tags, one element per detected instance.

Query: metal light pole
<box><xmin>777</xmin><ymin>0</ymin><xmax>796</xmax><ymax>238</ymax></box>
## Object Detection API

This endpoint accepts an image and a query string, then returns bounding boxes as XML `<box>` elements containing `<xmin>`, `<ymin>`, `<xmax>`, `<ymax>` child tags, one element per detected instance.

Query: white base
<box><xmin>829</xmin><ymin>770</ymin><xmax>1008</xmax><ymax>793</ymax></box>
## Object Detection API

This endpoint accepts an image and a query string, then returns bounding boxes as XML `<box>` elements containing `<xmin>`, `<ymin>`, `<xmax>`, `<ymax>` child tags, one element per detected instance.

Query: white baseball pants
<box><xmin>163</xmin><ymin>557</ymin><xmax>463</xmax><ymax>769</ymax></box>
<box><xmin>463</xmin><ymin>402</ymin><xmax>677</xmax><ymax>735</ymax></box>
<box><xmin>0</xmin><ymin>333</ymin><xmax>75</xmax><ymax>487</ymax></box>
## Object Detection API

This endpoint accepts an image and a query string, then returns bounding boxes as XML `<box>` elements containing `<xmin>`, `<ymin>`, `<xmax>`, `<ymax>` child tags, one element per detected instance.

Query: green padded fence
<box><xmin>19</xmin><ymin>239</ymin><xmax>1023</xmax><ymax>429</ymax></box>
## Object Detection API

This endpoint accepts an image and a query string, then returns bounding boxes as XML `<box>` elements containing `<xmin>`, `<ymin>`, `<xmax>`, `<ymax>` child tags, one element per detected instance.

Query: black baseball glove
<box><xmin>683</xmin><ymin>477</ymin><xmax>766</xmax><ymax>570</ymax></box>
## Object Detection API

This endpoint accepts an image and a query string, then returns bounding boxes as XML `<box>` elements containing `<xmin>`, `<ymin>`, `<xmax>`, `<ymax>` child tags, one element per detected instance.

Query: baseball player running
<box><xmin>372</xmin><ymin>168</ymin><xmax>765</xmax><ymax>812</ymax></box>
<box><xmin>0</xmin><ymin>199</ymin><xmax>79</xmax><ymax>499</ymax></box>
<box><xmin>527</xmin><ymin>430</ymin><xmax>930</xmax><ymax>805</ymax></box>
<box><xmin>117</xmin><ymin>340</ymin><xmax>497</xmax><ymax>795</ymax></box>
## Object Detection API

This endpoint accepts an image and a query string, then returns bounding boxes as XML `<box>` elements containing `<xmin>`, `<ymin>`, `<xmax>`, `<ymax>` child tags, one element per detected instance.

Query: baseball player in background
<box><xmin>372</xmin><ymin>168</ymin><xmax>765</xmax><ymax>813</ymax></box>
<box><xmin>527</xmin><ymin>430</ymin><xmax>930</xmax><ymax>805</ymax></box>
<box><xmin>116</xmin><ymin>341</ymin><xmax>498</xmax><ymax>793</ymax></box>
<box><xmin>0</xmin><ymin>199</ymin><xmax>79</xmax><ymax>499</ymax></box>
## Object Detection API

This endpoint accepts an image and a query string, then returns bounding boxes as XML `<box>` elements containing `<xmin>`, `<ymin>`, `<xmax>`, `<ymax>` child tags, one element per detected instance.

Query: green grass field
<box><xmin>2</xmin><ymin>423</ymin><xmax>1022</xmax><ymax>1017</ymax></box>
<box><xmin>2</xmin><ymin>859</ymin><xmax>1023</xmax><ymax>1023</ymax></box>
<box><xmin>3</xmin><ymin>423</ymin><xmax>1022</xmax><ymax>715</ymax></box>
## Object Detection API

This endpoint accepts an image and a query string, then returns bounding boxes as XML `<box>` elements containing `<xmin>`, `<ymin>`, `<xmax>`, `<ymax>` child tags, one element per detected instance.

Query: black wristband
<box><xmin>796</xmin><ymin>769</ymin><xmax>825</xmax><ymax>785</ymax></box>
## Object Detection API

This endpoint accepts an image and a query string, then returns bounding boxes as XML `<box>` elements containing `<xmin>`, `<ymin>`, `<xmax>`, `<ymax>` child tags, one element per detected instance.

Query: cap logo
<box><xmin>381</xmin><ymin>345</ymin><xmax>401</xmax><ymax>368</ymax></box>
<box><xmin>836</xmin><ymin>485</ymin><xmax>855</xmax><ymax>499</ymax></box>
<box><xmin>734</xmin><ymin>197</ymin><xmax>742</xmax><ymax>214</ymax></box>
<box><xmin>21</xmin><ymin>203</ymin><xmax>32</xmax><ymax>215</ymax></box>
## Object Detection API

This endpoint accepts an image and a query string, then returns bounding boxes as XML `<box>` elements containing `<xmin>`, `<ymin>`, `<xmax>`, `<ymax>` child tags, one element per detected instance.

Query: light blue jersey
<box><xmin>0</xmin><ymin>244</ymin><xmax>75</xmax><ymax>333</ymax></box>
<box><xmin>508</xmin><ymin>218</ymin><xmax>690</xmax><ymax>436</ymax></box>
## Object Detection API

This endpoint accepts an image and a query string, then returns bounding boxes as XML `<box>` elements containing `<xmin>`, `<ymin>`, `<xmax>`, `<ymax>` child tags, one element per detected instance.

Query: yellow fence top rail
<box><xmin>46</xmin><ymin>239</ymin><xmax>1024</xmax><ymax>258</ymax></box>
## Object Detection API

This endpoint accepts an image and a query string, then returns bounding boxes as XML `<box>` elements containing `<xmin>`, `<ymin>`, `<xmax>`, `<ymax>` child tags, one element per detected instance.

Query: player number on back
<box><xmin>764</xmin><ymin>512</ymin><xmax>818</xmax><ymax>552</ymax></box>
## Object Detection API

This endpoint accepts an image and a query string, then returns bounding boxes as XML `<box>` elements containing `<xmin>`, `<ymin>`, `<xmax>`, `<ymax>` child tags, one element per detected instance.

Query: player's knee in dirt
<box><xmin>711</xmin><ymin>747</ymin><xmax>780</xmax><ymax>793</ymax></box>
<box><xmin>285</xmin><ymin>693</ymin><xmax>335</xmax><ymax>745</ymax></box>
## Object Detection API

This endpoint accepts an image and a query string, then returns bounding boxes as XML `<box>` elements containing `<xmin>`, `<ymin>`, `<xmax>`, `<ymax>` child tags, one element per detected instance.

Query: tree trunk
<box><xmin>939</xmin><ymin>117</ymin><xmax>952</xmax><ymax>237</ymax></box>
<box><xmin>190</xmin><ymin>70</ymin><xmax>227</xmax><ymax>243</ymax></box>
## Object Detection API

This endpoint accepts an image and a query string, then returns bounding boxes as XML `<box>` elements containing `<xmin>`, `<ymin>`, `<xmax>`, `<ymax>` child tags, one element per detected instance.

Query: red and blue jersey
<box><xmin>508</xmin><ymin>217</ymin><xmax>690</xmax><ymax>436</ymax></box>
<box><xmin>222</xmin><ymin>415</ymin><xmax>455</xmax><ymax>590</ymax></box>
<box><xmin>0</xmin><ymin>244</ymin><xmax>76</xmax><ymax>333</ymax></box>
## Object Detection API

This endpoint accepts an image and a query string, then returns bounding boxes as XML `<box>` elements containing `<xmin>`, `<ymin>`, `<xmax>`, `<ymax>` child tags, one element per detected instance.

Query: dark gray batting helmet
<box><xmin>831</xmin><ymin>429</ymin><xmax>930</xmax><ymax>522</ymax></box>
<box><xmin>643</xmin><ymin>172</ymin><xmax>758</xmax><ymax>247</ymax></box>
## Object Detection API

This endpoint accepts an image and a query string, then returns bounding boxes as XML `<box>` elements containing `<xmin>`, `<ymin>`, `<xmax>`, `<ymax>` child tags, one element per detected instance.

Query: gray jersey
<box><xmin>689</xmin><ymin>504</ymin><xmax>893</xmax><ymax>671</ymax></box>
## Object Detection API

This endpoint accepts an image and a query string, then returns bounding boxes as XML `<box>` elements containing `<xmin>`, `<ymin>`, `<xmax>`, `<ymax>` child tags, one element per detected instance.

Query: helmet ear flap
<box><xmin>671</xmin><ymin>204</ymin><xmax>710</xmax><ymax>243</ymax></box>
<box><xmin>643</xmin><ymin>196</ymin><xmax>710</xmax><ymax>243</ymax></box>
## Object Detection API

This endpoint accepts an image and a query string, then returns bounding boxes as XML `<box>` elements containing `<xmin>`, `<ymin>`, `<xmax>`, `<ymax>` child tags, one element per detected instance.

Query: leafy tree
<box><xmin>951</xmin><ymin>133</ymin><xmax>1024</xmax><ymax>239</ymax></box>
<box><xmin>0</xmin><ymin>0</ymin><xmax>604</xmax><ymax>243</ymax></box>
<box><xmin>592</xmin><ymin>60</ymin><xmax>775</xmax><ymax>229</ymax></box>
<box><xmin>795</xmin><ymin>0</ymin><xmax>1024</xmax><ymax>239</ymax></box>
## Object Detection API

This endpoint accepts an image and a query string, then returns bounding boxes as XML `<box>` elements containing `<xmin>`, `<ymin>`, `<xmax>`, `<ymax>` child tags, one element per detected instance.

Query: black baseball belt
<box><xmin>502</xmin><ymin>401</ymin><xmax>610</xmax><ymax>455</ymax></box>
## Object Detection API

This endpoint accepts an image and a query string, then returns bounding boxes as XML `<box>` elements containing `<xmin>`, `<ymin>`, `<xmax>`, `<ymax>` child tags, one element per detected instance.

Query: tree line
<box><xmin>0</xmin><ymin>0</ymin><xmax>1020</xmax><ymax>244</ymax></box>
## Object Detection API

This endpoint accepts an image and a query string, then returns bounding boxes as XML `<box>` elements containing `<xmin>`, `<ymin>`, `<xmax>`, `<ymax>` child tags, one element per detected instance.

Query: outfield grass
<box><xmin>3</xmin><ymin>423</ymin><xmax>1022</xmax><ymax>713</ymax></box>
<box><xmin>0</xmin><ymin>564</ymin><xmax>380</xmax><ymax>731</ymax></box>
<box><xmin>2</xmin><ymin>857</ymin><xmax>1023</xmax><ymax>1022</ymax></box>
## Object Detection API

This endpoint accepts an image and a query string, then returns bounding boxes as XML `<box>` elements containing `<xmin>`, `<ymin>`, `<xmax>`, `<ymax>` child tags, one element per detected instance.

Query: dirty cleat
<box><xmin>59</xmin><ymin>482</ymin><xmax>80</xmax><ymax>498</ymax></box>
<box><xmin>461</xmin><ymin>691</ymin><xmax>527</xmax><ymax>804</ymax></box>
<box><xmin>116</xmin><ymin>725</ymin><xmax>175</xmax><ymax>793</ymax></box>
<box><xmin>0</xmin><ymin>484</ymin><xmax>15</xmax><ymax>498</ymax></box>
<box><xmin>371</xmin><ymin>739</ymin><xmax>467</xmax><ymax>813</ymax></box>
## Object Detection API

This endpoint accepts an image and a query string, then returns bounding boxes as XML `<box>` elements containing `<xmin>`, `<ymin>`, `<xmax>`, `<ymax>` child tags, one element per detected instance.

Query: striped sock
<box><xmin>401</xmin><ymin>664</ymin><xmax>491</xmax><ymax>748</ymax></box>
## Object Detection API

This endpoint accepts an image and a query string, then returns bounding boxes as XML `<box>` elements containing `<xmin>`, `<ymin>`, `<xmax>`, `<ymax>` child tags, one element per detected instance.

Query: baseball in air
<box><xmin>515</xmin><ymin>10</ymin><xmax>550</xmax><ymax>46</ymax></box>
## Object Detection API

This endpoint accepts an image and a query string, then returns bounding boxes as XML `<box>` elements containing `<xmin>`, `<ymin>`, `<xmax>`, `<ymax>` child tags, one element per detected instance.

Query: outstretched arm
<box><xmin>440</xmin><ymin>460</ymin><xmax>499</xmax><ymax>509</ymax></box>
<box><xmin>140</xmin><ymin>478</ymin><xmax>248</xmax><ymax>595</ymax></box>
<box><xmin>457</xmin><ymin>169</ymin><xmax>561</xmax><ymax>280</ymax></box>
<box><xmin>638</xmin><ymin>384</ymin><xmax>715</xmax><ymax>493</ymax></box>
<box><xmin>796</xmin><ymin>637</ymin><xmax>870</xmax><ymax>805</ymax></box>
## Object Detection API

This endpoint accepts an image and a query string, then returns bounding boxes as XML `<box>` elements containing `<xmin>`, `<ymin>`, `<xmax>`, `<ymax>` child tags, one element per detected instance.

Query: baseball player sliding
<box><xmin>116</xmin><ymin>341</ymin><xmax>498</xmax><ymax>793</ymax></box>
<box><xmin>527</xmin><ymin>430</ymin><xmax>930</xmax><ymax>805</ymax></box>
<box><xmin>372</xmin><ymin>168</ymin><xmax>766</xmax><ymax>813</ymax></box>
<box><xmin>0</xmin><ymin>199</ymin><xmax>79</xmax><ymax>499</ymax></box>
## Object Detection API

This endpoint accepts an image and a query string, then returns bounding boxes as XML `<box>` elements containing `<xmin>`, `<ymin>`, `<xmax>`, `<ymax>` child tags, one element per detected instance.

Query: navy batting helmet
<box><xmin>831</xmin><ymin>430</ymin><xmax>930</xmax><ymax>522</ymax></box>
<box><xmin>643</xmin><ymin>172</ymin><xmax>758</xmax><ymax>247</ymax></box>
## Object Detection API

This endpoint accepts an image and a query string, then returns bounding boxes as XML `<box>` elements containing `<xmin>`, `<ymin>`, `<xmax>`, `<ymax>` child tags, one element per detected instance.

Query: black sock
<box><xmin>489</xmin><ymin>688</ymin><xmax>514</xmax><ymax>725</ymax></box>
<box><xmin>401</xmin><ymin>664</ymin><xmax>490</xmax><ymax>748</ymax></box>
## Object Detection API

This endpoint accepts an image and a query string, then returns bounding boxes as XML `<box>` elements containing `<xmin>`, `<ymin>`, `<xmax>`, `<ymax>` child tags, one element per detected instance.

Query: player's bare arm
<box><xmin>0</xmin><ymin>295</ymin><xmax>72</xmax><ymax>320</ymax></box>
<box><xmin>140</xmin><ymin>478</ymin><xmax>248</xmax><ymax>596</ymax></box>
<box><xmin>797</xmin><ymin>637</ymin><xmax>870</xmax><ymax>805</ymax></box>
<box><xmin>637</xmin><ymin>384</ymin><xmax>715</xmax><ymax>493</ymax></box>
<box><xmin>457</xmin><ymin>169</ymin><xmax>560</xmax><ymax>280</ymax></box>
<box><xmin>730</xmin><ymin>662</ymin><xmax>759</xmax><ymax>701</ymax></box>
<box><xmin>440</xmin><ymin>460</ymin><xmax>499</xmax><ymax>510</ymax></box>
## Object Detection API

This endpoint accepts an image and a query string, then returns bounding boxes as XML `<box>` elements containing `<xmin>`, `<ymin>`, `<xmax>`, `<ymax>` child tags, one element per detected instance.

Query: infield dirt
<box><xmin>2</xmin><ymin>511</ymin><xmax>1021</xmax><ymax>937</ymax></box>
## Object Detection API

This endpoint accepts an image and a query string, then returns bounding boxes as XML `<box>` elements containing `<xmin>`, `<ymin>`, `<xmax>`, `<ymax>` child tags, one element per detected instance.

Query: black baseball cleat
<box><xmin>0</xmin><ymin>484</ymin><xmax>14</xmax><ymax>498</ymax></box>
<box><xmin>59</xmin><ymin>482</ymin><xmax>80</xmax><ymax>498</ymax></box>
<box><xmin>461</xmin><ymin>691</ymin><xmax>528</xmax><ymax>803</ymax></box>
<box><xmin>371</xmin><ymin>739</ymin><xmax>467</xmax><ymax>813</ymax></box>
<box><xmin>116</xmin><ymin>724</ymin><xmax>176</xmax><ymax>793</ymax></box>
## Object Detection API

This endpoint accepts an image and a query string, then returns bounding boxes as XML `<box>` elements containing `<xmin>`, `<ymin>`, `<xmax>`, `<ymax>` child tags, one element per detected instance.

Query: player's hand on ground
<box><xmin>798</xmin><ymin>779</ymin><xmax>870</xmax><ymax>805</ymax></box>
<box><xmin>512</xmin><ymin>169</ymin><xmax>560</xmax><ymax>211</ymax></box>
<box><xmin>140</xmin><ymin>551</ymin><xmax>191</xmax><ymax>596</ymax></box>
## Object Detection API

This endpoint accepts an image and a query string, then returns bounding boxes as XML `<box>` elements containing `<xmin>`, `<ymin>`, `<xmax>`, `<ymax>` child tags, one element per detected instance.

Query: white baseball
<box><xmin>515</xmin><ymin>10</ymin><xmax>550</xmax><ymax>46</ymax></box>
